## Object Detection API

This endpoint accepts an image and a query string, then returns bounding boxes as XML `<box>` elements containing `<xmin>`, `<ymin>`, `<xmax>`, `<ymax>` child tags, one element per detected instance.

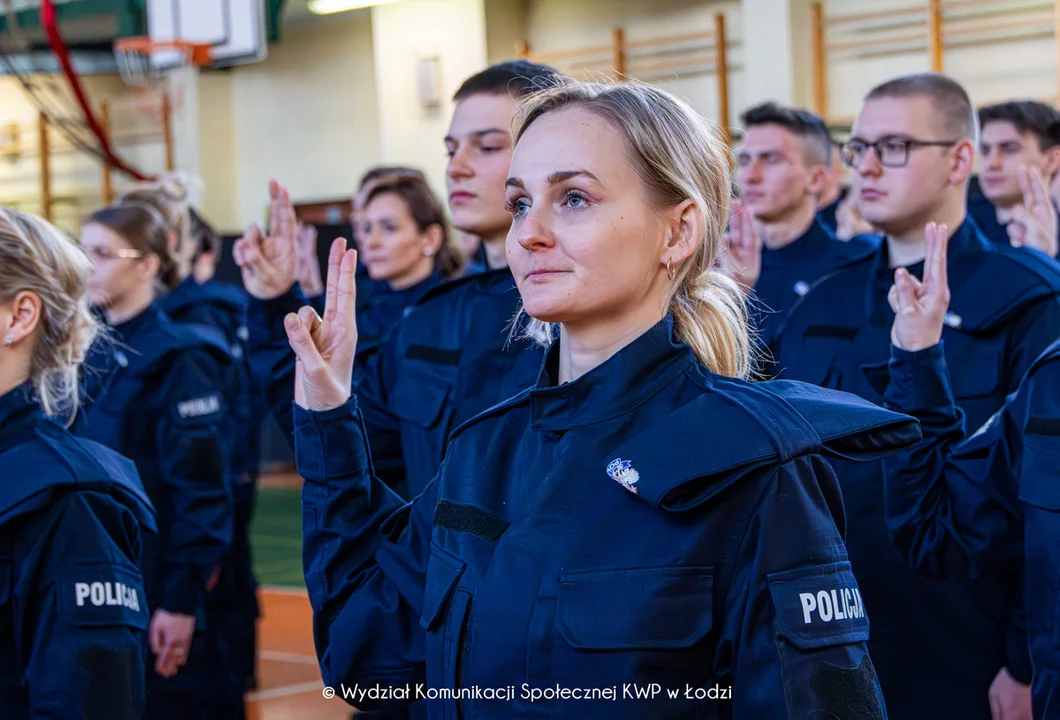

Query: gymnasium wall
<box><xmin>816</xmin><ymin>0</ymin><xmax>1059</xmax><ymax>123</ymax></box>
<box><xmin>523</xmin><ymin>0</ymin><xmax>745</xmax><ymax>131</ymax></box>
<box><xmin>0</xmin><ymin>73</ymin><xmax>169</xmax><ymax>237</ymax></box>
<box><xmin>370</xmin><ymin>0</ymin><xmax>488</xmax><ymax>202</ymax></box>
<box><xmin>228</xmin><ymin>11</ymin><xmax>380</xmax><ymax>230</ymax></box>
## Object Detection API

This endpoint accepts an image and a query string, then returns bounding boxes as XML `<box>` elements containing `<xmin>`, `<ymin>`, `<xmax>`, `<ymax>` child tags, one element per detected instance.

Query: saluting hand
<box><xmin>718</xmin><ymin>198</ymin><xmax>761</xmax><ymax>291</ymax></box>
<box><xmin>1006</xmin><ymin>165</ymin><xmax>1058</xmax><ymax>258</ymax></box>
<box><xmin>284</xmin><ymin>238</ymin><xmax>359</xmax><ymax>411</ymax></box>
<box><xmin>888</xmin><ymin>222</ymin><xmax>951</xmax><ymax>352</ymax></box>
<box><xmin>233</xmin><ymin>180</ymin><xmax>298</xmax><ymax>300</ymax></box>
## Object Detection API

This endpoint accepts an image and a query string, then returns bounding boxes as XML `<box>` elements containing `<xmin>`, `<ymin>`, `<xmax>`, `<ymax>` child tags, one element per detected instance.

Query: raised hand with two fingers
<box><xmin>233</xmin><ymin>179</ymin><xmax>299</xmax><ymax>299</ymax></box>
<box><xmin>718</xmin><ymin>197</ymin><xmax>762</xmax><ymax>291</ymax></box>
<box><xmin>296</xmin><ymin>221</ymin><xmax>325</xmax><ymax>297</ymax></box>
<box><xmin>1006</xmin><ymin>165</ymin><xmax>1058</xmax><ymax>258</ymax></box>
<box><xmin>888</xmin><ymin>222</ymin><xmax>951</xmax><ymax>352</ymax></box>
<box><xmin>284</xmin><ymin>238</ymin><xmax>360</xmax><ymax>412</ymax></box>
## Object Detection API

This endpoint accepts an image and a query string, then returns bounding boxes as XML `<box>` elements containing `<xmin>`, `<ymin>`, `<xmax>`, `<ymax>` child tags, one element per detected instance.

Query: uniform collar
<box><xmin>865</xmin><ymin>219</ymin><xmax>988</xmax><ymax>323</ymax></box>
<box><xmin>761</xmin><ymin>217</ymin><xmax>833</xmax><ymax>266</ymax></box>
<box><xmin>0</xmin><ymin>381</ymin><xmax>39</xmax><ymax>431</ymax></box>
<box><xmin>530</xmin><ymin>314</ymin><xmax>694</xmax><ymax>432</ymax></box>
<box><xmin>395</xmin><ymin>270</ymin><xmax>443</xmax><ymax>300</ymax></box>
<box><xmin>111</xmin><ymin>301</ymin><xmax>164</xmax><ymax>342</ymax></box>
<box><xmin>480</xmin><ymin>264</ymin><xmax>519</xmax><ymax>295</ymax></box>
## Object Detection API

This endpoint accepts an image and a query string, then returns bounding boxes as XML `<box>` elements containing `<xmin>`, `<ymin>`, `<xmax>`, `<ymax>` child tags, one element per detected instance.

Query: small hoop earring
<box><xmin>666</xmin><ymin>258</ymin><xmax>676</xmax><ymax>281</ymax></box>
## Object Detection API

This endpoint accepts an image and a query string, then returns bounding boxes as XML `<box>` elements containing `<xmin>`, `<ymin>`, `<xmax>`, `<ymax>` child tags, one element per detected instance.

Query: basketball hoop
<box><xmin>114</xmin><ymin>37</ymin><xmax>211</xmax><ymax>125</ymax></box>
<box><xmin>113</xmin><ymin>37</ymin><xmax>213</xmax><ymax>86</ymax></box>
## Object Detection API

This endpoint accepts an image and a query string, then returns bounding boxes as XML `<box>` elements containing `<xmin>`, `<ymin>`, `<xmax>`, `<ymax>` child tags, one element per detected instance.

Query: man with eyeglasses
<box><xmin>771</xmin><ymin>72</ymin><xmax>1060</xmax><ymax>720</ymax></box>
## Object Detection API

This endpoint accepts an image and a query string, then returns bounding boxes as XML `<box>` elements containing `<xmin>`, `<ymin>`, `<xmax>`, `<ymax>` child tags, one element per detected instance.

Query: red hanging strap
<box><xmin>40</xmin><ymin>0</ymin><xmax>152</xmax><ymax>181</ymax></box>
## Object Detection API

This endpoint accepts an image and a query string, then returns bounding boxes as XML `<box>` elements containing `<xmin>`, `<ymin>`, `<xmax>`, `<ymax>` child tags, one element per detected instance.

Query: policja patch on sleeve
<box><xmin>766</xmin><ymin>560</ymin><xmax>870</xmax><ymax>649</ymax></box>
<box><xmin>766</xmin><ymin>561</ymin><xmax>883</xmax><ymax>720</ymax></box>
<box><xmin>171</xmin><ymin>391</ymin><xmax>225</xmax><ymax>428</ymax></box>
<box><xmin>55</xmin><ymin>565</ymin><xmax>149</xmax><ymax>630</ymax></box>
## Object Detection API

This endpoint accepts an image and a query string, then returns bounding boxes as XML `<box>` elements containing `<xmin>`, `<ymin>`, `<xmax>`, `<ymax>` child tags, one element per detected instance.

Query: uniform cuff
<box><xmin>884</xmin><ymin>342</ymin><xmax>954</xmax><ymax>414</ymax></box>
<box><xmin>249</xmin><ymin>284</ymin><xmax>309</xmax><ymax>342</ymax></box>
<box><xmin>1006</xmin><ymin>628</ymin><xmax>1034</xmax><ymax>685</ymax></box>
<box><xmin>294</xmin><ymin>396</ymin><xmax>375</xmax><ymax>484</ymax></box>
<box><xmin>162</xmin><ymin>570</ymin><xmax>203</xmax><ymax>615</ymax></box>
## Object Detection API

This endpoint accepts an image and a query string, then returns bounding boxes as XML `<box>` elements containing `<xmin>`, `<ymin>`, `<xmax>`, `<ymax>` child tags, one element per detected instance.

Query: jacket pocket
<box><xmin>419</xmin><ymin>544</ymin><xmax>471</xmax><ymax>719</ymax></box>
<box><xmin>420</xmin><ymin>543</ymin><xmax>466</xmax><ymax>632</ymax></box>
<box><xmin>393</xmin><ymin>368</ymin><xmax>452</xmax><ymax>430</ymax></box>
<box><xmin>1020</xmin><ymin>433</ymin><xmax>1060</xmax><ymax>511</ymax></box>
<box><xmin>556</xmin><ymin>566</ymin><xmax>714</xmax><ymax>650</ymax></box>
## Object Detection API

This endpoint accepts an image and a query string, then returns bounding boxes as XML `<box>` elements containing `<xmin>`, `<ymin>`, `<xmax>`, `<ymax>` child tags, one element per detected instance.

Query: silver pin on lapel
<box><xmin>607</xmin><ymin>458</ymin><xmax>640</xmax><ymax>494</ymax></box>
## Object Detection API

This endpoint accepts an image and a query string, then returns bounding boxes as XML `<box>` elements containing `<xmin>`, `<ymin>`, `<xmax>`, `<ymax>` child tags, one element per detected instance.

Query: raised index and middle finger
<box><xmin>923</xmin><ymin>222</ymin><xmax>949</xmax><ymax>298</ymax></box>
<box><xmin>322</xmin><ymin>237</ymin><xmax>346</xmax><ymax>327</ymax></box>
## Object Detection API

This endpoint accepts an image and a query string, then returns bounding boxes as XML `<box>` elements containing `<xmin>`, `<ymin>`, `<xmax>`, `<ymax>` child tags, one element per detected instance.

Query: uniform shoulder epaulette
<box><xmin>602</xmin><ymin>374</ymin><xmax>919</xmax><ymax>512</ymax></box>
<box><xmin>1026</xmin><ymin>338</ymin><xmax>1060</xmax><ymax>381</ymax></box>
<box><xmin>122</xmin><ymin>316</ymin><xmax>232</xmax><ymax>379</ymax></box>
<box><xmin>0</xmin><ymin>419</ymin><xmax>156</xmax><ymax>529</ymax></box>
<box><xmin>409</xmin><ymin>268</ymin><xmax>510</xmax><ymax>311</ymax></box>
<box><xmin>443</xmin><ymin>387</ymin><xmax>535</xmax><ymax>447</ymax></box>
<box><xmin>834</xmin><ymin>233</ymin><xmax>881</xmax><ymax>261</ymax></box>
<box><xmin>949</xmin><ymin>244</ymin><xmax>1060</xmax><ymax>331</ymax></box>
<box><xmin>199</xmin><ymin>281</ymin><xmax>250</xmax><ymax>314</ymax></box>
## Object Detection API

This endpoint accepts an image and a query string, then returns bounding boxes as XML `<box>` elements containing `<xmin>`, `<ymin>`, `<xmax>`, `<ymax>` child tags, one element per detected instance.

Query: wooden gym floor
<box><xmin>246</xmin><ymin>473</ymin><xmax>353</xmax><ymax>719</ymax></box>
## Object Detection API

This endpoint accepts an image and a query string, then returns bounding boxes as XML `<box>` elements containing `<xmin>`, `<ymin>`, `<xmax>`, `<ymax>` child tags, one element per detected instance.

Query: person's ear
<box><xmin>139</xmin><ymin>253</ymin><xmax>162</xmax><ymax>281</ymax></box>
<box><xmin>1</xmin><ymin>291</ymin><xmax>42</xmax><ymax>347</ymax></box>
<box><xmin>807</xmin><ymin>165</ymin><xmax>828</xmax><ymax>197</ymax></box>
<box><xmin>950</xmin><ymin>139</ymin><xmax>976</xmax><ymax>186</ymax></box>
<box><xmin>423</xmin><ymin>225</ymin><xmax>445</xmax><ymax>258</ymax></box>
<box><xmin>1043</xmin><ymin>146</ymin><xmax>1060</xmax><ymax>180</ymax></box>
<box><xmin>662</xmin><ymin>199</ymin><xmax>700</xmax><ymax>268</ymax></box>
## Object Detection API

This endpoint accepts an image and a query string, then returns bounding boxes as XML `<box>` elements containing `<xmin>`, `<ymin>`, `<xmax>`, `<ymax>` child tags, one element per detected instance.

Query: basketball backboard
<box><xmin>145</xmin><ymin>0</ymin><xmax>268</xmax><ymax>70</ymax></box>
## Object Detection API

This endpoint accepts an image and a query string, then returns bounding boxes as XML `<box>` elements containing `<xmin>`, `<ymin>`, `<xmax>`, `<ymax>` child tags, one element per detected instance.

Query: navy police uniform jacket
<box><xmin>248</xmin><ymin>267</ymin><xmax>543</xmax><ymax>500</ymax></box>
<box><xmin>881</xmin><ymin>340</ymin><xmax>1060</xmax><ymax>719</ymax></box>
<box><xmin>162</xmin><ymin>276</ymin><xmax>259</xmax><ymax>481</ymax></box>
<box><xmin>296</xmin><ymin>315</ymin><xmax>922</xmax><ymax>719</ymax></box>
<box><xmin>354</xmin><ymin>270</ymin><xmax>445</xmax><ymax>363</ymax></box>
<box><xmin>772</xmin><ymin>220</ymin><xmax>1060</xmax><ymax>717</ymax></box>
<box><xmin>752</xmin><ymin>218</ymin><xmax>876</xmax><ymax>346</ymax></box>
<box><xmin>73</xmin><ymin>303</ymin><xmax>233</xmax><ymax>620</ymax></box>
<box><xmin>0</xmin><ymin>384</ymin><xmax>156</xmax><ymax>719</ymax></box>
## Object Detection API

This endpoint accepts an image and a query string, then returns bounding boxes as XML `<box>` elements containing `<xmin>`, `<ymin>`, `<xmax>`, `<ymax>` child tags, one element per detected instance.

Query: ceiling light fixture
<box><xmin>307</xmin><ymin>0</ymin><xmax>405</xmax><ymax>15</ymax></box>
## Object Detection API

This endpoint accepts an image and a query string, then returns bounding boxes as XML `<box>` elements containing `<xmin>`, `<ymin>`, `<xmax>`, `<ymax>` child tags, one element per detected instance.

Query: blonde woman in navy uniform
<box><xmin>0</xmin><ymin>208</ymin><xmax>155</xmax><ymax>719</ymax></box>
<box><xmin>256</xmin><ymin>79</ymin><xmax>922</xmax><ymax>718</ymax></box>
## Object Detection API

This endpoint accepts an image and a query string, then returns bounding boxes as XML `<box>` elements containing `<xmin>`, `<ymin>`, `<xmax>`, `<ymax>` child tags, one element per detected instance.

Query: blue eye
<box><xmin>563</xmin><ymin>191</ymin><xmax>590</xmax><ymax>209</ymax></box>
<box><xmin>505</xmin><ymin>198</ymin><xmax>529</xmax><ymax>217</ymax></box>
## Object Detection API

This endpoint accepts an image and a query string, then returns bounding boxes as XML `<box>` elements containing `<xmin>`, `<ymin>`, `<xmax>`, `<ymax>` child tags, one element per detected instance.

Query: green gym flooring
<box><xmin>250</xmin><ymin>487</ymin><xmax>305</xmax><ymax>588</ymax></box>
